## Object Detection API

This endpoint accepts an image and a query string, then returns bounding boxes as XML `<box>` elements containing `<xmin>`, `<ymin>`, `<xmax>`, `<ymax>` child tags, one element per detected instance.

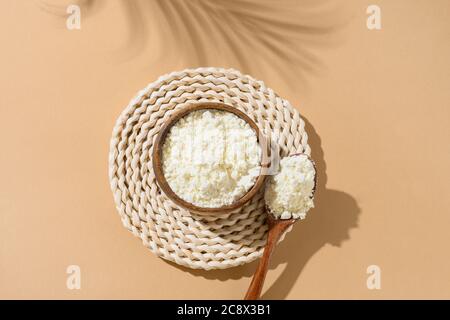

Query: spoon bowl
<box><xmin>245</xmin><ymin>153</ymin><xmax>316</xmax><ymax>300</ymax></box>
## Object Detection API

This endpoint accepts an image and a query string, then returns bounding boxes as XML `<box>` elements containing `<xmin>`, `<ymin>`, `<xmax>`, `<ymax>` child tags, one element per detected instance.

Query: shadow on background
<box><xmin>42</xmin><ymin>0</ymin><xmax>353</xmax><ymax>90</ymax></box>
<box><xmin>38</xmin><ymin>0</ymin><xmax>103</xmax><ymax>17</ymax></box>
<box><xmin>260</xmin><ymin>117</ymin><xmax>361</xmax><ymax>299</ymax></box>
<box><xmin>126</xmin><ymin>0</ymin><xmax>351</xmax><ymax>90</ymax></box>
<box><xmin>41</xmin><ymin>0</ymin><xmax>360</xmax><ymax>298</ymax></box>
<box><xmin>165</xmin><ymin>117</ymin><xmax>361</xmax><ymax>300</ymax></box>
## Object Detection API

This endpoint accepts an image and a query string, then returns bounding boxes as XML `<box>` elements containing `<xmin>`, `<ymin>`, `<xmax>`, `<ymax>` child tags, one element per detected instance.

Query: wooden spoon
<box><xmin>244</xmin><ymin>154</ymin><xmax>316</xmax><ymax>300</ymax></box>
<box><xmin>244</xmin><ymin>213</ymin><xmax>295</xmax><ymax>300</ymax></box>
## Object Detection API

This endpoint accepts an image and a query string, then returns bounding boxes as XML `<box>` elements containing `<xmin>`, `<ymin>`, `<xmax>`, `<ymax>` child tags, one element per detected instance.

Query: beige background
<box><xmin>1</xmin><ymin>0</ymin><xmax>449</xmax><ymax>299</ymax></box>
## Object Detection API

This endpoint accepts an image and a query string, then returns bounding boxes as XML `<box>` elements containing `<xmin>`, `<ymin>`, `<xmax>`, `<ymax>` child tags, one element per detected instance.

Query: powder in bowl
<box><xmin>161</xmin><ymin>109</ymin><xmax>262</xmax><ymax>208</ymax></box>
<box><xmin>265</xmin><ymin>154</ymin><xmax>316</xmax><ymax>219</ymax></box>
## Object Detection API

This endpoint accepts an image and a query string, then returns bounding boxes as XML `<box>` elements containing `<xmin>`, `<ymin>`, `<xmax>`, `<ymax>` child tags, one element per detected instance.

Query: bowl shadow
<box><xmin>164</xmin><ymin>116</ymin><xmax>361</xmax><ymax>299</ymax></box>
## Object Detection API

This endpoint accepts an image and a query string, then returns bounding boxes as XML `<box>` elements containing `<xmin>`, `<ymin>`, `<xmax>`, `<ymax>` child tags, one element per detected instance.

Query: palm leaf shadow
<box><xmin>141</xmin><ymin>0</ymin><xmax>351</xmax><ymax>89</ymax></box>
<box><xmin>41</xmin><ymin>0</ymin><xmax>352</xmax><ymax>89</ymax></box>
<box><xmin>38</xmin><ymin>0</ymin><xmax>100</xmax><ymax>17</ymax></box>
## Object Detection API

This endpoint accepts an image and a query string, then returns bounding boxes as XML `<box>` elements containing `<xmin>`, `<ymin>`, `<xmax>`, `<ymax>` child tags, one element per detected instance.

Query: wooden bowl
<box><xmin>152</xmin><ymin>102</ymin><xmax>268</xmax><ymax>214</ymax></box>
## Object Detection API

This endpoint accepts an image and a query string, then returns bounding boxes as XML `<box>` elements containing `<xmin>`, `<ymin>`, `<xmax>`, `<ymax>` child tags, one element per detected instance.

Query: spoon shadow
<box><xmin>164</xmin><ymin>117</ymin><xmax>361</xmax><ymax>300</ymax></box>
<box><xmin>261</xmin><ymin>117</ymin><xmax>361</xmax><ymax>299</ymax></box>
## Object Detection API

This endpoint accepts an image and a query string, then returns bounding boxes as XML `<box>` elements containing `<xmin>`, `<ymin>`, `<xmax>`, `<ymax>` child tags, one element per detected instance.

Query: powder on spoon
<box><xmin>162</xmin><ymin>109</ymin><xmax>262</xmax><ymax>208</ymax></box>
<box><xmin>264</xmin><ymin>154</ymin><xmax>316</xmax><ymax>219</ymax></box>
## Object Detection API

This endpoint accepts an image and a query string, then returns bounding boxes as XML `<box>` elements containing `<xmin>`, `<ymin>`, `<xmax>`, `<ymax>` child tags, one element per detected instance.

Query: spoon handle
<box><xmin>244</xmin><ymin>219</ymin><xmax>295</xmax><ymax>300</ymax></box>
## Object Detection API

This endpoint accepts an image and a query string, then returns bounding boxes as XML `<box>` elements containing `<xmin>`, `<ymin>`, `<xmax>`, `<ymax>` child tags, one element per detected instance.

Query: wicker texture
<box><xmin>109</xmin><ymin>67</ymin><xmax>310</xmax><ymax>270</ymax></box>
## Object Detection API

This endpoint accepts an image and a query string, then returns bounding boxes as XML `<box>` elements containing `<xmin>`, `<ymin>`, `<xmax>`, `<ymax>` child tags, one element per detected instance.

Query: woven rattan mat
<box><xmin>109</xmin><ymin>67</ymin><xmax>310</xmax><ymax>270</ymax></box>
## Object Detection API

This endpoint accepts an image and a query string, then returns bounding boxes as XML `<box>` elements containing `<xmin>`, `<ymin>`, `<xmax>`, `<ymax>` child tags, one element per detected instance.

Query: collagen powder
<box><xmin>162</xmin><ymin>109</ymin><xmax>262</xmax><ymax>208</ymax></box>
<box><xmin>264</xmin><ymin>154</ymin><xmax>316</xmax><ymax>219</ymax></box>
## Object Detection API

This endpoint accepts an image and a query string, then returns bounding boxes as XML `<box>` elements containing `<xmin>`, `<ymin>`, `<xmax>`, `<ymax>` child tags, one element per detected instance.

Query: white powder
<box><xmin>264</xmin><ymin>154</ymin><xmax>316</xmax><ymax>220</ymax></box>
<box><xmin>162</xmin><ymin>109</ymin><xmax>262</xmax><ymax>208</ymax></box>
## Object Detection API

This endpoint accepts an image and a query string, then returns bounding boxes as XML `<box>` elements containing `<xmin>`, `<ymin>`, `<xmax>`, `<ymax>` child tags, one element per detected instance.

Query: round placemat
<box><xmin>109</xmin><ymin>67</ymin><xmax>310</xmax><ymax>270</ymax></box>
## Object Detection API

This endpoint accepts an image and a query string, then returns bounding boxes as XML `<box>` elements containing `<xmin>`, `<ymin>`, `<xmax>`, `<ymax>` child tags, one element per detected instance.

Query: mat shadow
<box><xmin>261</xmin><ymin>117</ymin><xmax>361</xmax><ymax>299</ymax></box>
<box><xmin>164</xmin><ymin>117</ymin><xmax>361</xmax><ymax>301</ymax></box>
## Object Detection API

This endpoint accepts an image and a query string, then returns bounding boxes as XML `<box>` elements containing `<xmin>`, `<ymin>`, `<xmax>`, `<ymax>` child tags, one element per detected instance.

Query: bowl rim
<box><xmin>152</xmin><ymin>102</ymin><xmax>268</xmax><ymax>214</ymax></box>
